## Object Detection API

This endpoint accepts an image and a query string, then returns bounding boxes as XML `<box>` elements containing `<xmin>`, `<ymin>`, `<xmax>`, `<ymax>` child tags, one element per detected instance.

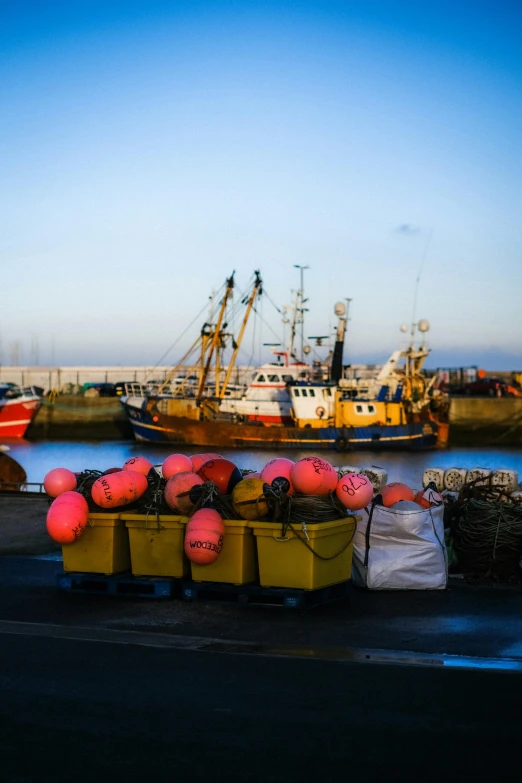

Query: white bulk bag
<box><xmin>352</xmin><ymin>503</ymin><xmax>447</xmax><ymax>590</ymax></box>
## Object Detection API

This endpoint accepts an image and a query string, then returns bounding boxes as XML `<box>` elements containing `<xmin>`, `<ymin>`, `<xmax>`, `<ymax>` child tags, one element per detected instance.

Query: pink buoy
<box><xmin>290</xmin><ymin>457</ymin><xmax>338</xmax><ymax>495</ymax></box>
<box><xmin>189</xmin><ymin>453</ymin><xmax>223</xmax><ymax>472</ymax></box>
<box><xmin>335</xmin><ymin>473</ymin><xmax>374</xmax><ymax>510</ymax></box>
<box><xmin>184</xmin><ymin>525</ymin><xmax>224</xmax><ymax>565</ymax></box>
<box><xmin>187</xmin><ymin>507</ymin><xmax>225</xmax><ymax>533</ymax></box>
<box><xmin>122</xmin><ymin>456</ymin><xmax>153</xmax><ymax>476</ymax></box>
<box><xmin>162</xmin><ymin>454</ymin><xmax>193</xmax><ymax>480</ymax></box>
<box><xmin>380</xmin><ymin>482</ymin><xmax>415</xmax><ymax>508</ymax></box>
<box><xmin>46</xmin><ymin>491</ymin><xmax>89</xmax><ymax>544</ymax></box>
<box><xmin>260</xmin><ymin>458</ymin><xmax>295</xmax><ymax>494</ymax></box>
<box><xmin>164</xmin><ymin>472</ymin><xmax>204</xmax><ymax>514</ymax></box>
<box><xmin>43</xmin><ymin>468</ymin><xmax>77</xmax><ymax>498</ymax></box>
<box><xmin>91</xmin><ymin>470</ymin><xmax>148</xmax><ymax>508</ymax></box>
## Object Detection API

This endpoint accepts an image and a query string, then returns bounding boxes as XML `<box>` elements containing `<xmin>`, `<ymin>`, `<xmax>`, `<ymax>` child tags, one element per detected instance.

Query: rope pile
<box><xmin>450</xmin><ymin>488</ymin><xmax>522</xmax><ymax>581</ymax></box>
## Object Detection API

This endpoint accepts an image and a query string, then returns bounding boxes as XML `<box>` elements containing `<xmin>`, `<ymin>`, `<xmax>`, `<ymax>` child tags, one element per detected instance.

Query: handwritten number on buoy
<box><xmin>341</xmin><ymin>474</ymin><xmax>369</xmax><ymax>497</ymax></box>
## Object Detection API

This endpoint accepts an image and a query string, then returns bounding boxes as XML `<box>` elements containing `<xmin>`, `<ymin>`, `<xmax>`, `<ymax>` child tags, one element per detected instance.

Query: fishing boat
<box><xmin>0</xmin><ymin>383</ymin><xmax>41</xmax><ymax>438</ymax></box>
<box><xmin>121</xmin><ymin>271</ymin><xmax>444</xmax><ymax>450</ymax></box>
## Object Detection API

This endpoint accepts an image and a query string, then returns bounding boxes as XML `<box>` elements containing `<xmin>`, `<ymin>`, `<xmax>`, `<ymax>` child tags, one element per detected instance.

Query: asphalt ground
<box><xmin>1</xmin><ymin>498</ymin><xmax>522</xmax><ymax>780</ymax></box>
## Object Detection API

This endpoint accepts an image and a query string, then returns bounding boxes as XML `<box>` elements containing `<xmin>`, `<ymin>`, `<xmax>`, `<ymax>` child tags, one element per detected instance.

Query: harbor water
<box><xmin>5</xmin><ymin>440</ymin><xmax>522</xmax><ymax>488</ymax></box>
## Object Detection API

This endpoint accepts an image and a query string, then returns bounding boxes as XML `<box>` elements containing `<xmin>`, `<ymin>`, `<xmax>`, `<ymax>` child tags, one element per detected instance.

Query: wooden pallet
<box><xmin>57</xmin><ymin>572</ymin><xmax>180</xmax><ymax>599</ymax></box>
<box><xmin>181</xmin><ymin>579</ymin><xmax>351</xmax><ymax>608</ymax></box>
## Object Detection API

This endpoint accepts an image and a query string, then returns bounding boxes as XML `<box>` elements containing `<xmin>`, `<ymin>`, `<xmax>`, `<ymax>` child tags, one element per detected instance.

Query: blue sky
<box><xmin>1</xmin><ymin>0</ymin><xmax>521</xmax><ymax>370</ymax></box>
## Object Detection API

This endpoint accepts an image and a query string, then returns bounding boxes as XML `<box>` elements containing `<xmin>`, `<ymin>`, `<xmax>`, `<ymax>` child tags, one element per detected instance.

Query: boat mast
<box><xmin>290</xmin><ymin>264</ymin><xmax>309</xmax><ymax>362</ymax></box>
<box><xmin>219</xmin><ymin>271</ymin><xmax>263</xmax><ymax>399</ymax></box>
<box><xmin>330</xmin><ymin>299</ymin><xmax>350</xmax><ymax>383</ymax></box>
<box><xmin>196</xmin><ymin>273</ymin><xmax>235</xmax><ymax>400</ymax></box>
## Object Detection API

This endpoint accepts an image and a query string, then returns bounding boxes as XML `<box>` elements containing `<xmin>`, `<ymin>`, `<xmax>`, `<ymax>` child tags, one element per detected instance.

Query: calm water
<box><xmin>4</xmin><ymin>439</ymin><xmax>522</xmax><ymax>489</ymax></box>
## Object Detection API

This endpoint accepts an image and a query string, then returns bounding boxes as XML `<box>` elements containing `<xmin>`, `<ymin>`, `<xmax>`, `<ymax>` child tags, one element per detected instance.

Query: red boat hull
<box><xmin>0</xmin><ymin>397</ymin><xmax>40</xmax><ymax>438</ymax></box>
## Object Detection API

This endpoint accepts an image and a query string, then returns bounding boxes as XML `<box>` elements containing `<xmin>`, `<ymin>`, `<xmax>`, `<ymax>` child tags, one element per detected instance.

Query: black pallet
<box><xmin>57</xmin><ymin>572</ymin><xmax>181</xmax><ymax>599</ymax></box>
<box><xmin>181</xmin><ymin>579</ymin><xmax>351</xmax><ymax>608</ymax></box>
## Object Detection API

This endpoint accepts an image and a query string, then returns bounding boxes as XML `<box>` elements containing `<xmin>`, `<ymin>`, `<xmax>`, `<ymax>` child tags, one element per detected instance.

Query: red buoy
<box><xmin>164</xmin><ymin>472</ymin><xmax>204</xmax><ymax>514</ymax></box>
<box><xmin>260</xmin><ymin>458</ymin><xmax>295</xmax><ymax>494</ymax></box>
<box><xmin>335</xmin><ymin>473</ymin><xmax>374</xmax><ymax>510</ymax></box>
<box><xmin>43</xmin><ymin>468</ymin><xmax>77</xmax><ymax>498</ymax></box>
<box><xmin>197</xmin><ymin>458</ymin><xmax>243</xmax><ymax>494</ymax></box>
<box><xmin>46</xmin><ymin>491</ymin><xmax>89</xmax><ymax>544</ymax></box>
<box><xmin>162</xmin><ymin>453</ymin><xmax>193</xmax><ymax>480</ymax></box>
<box><xmin>380</xmin><ymin>482</ymin><xmax>415</xmax><ymax>507</ymax></box>
<box><xmin>122</xmin><ymin>456</ymin><xmax>153</xmax><ymax>476</ymax></box>
<box><xmin>91</xmin><ymin>470</ymin><xmax>148</xmax><ymax>508</ymax></box>
<box><xmin>290</xmin><ymin>457</ymin><xmax>338</xmax><ymax>495</ymax></box>
<box><xmin>184</xmin><ymin>509</ymin><xmax>224</xmax><ymax>565</ymax></box>
<box><xmin>189</xmin><ymin>453</ymin><xmax>223</xmax><ymax>472</ymax></box>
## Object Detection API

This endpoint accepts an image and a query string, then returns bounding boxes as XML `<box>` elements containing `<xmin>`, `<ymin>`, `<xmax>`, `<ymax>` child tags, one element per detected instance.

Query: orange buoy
<box><xmin>260</xmin><ymin>458</ymin><xmax>295</xmax><ymax>494</ymax></box>
<box><xmin>122</xmin><ymin>456</ymin><xmax>153</xmax><ymax>476</ymax></box>
<box><xmin>197</xmin><ymin>458</ymin><xmax>243</xmax><ymax>494</ymax></box>
<box><xmin>46</xmin><ymin>491</ymin><xmax>89</xmax><ymax>544</ymax></box>
<box><xmin>43</xmin><ymin>468</ymin><xmax>77</xmax><ymax>498</ymax></box>
<box><xmin>189</xmin><ymin>453</ymin><xmax>223</xmax><ymax>472</ymax></box>
<box><xmin>232</xmin><ymin>478</ymin><xmax>269</xmax><ymax>520</ymax></box>
<box><xmin>164</xmin><ymin>472</ymin><xmax>204</xmax><ymax>514</ymax></box>
<box><xmin>335</xmin><ymin>473</ymin><xmax>374</xmax><ymax>510</ymax></box>
<box><xmin>414</xmin><ymin>488</ymin><xmax>443</xmax><ymax>508</ymax></box>
<box><xmin>290</xmin><ymin>457</ymin><xmax>338</xmax><ymax>495</ymax></box>
<box><xmin>91</xmin><ymin>470</ymin><xmax>148</xmax><ymax>508</ymax></box>
<box><xmin>380</xmin><ymin>482</ymin><xmax>415</xmax><ymax>507</ymax></box>
<box><xmin>162</xmin><ymin>453</ymin><xmax>193</xmax><ymax>479</ymax></box>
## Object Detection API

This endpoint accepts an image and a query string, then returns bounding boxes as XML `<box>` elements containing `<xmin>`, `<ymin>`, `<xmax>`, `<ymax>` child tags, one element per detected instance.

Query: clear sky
<box><xmin>1</xmin><ymin>0</ymin><xmax>521</xmax><ymax>370</ymax></box>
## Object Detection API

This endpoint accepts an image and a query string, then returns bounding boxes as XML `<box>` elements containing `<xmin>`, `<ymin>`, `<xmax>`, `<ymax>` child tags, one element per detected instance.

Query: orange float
<box><xmin>189</xmin><ymin>453</ymin><xmax>223</xmax><ymax>472</ymax></box>
<box><xmin>335</xmin><ymin>473</ymin><xmax>373</xmax><ymax>509</ymax></box>
<box><xmin>414</xmin><ymin>488</ymin><xmax>443</xmax><ymax>508</ymax></box>
<box><xmin>187</xmin><ymin>507</ymin><xmax>225</xmax><ymax>532</ymax></box>
<box><xmin>43</xmin><ymin>468</ymin><xmax>77</xmax><ymax>498</ymax></box>
<box><xmin>91</xmin><ymin>470</ymin><xmax>148</xmax><ymax>508</ymax></box>
<box><xmin>197</xmin><ymin>458</ymin><xmax>243</xmax><ymax>494</ymax></box>
<box><xmin>290</xmin><ymin>457</ymin><xmax>338</xmax><ymax>495</ymax></box>
<box><xmin>162</xmin><ymin>453</ymin><xmax>193</xmax><ymax>479</ymax></box>
<box><xmin>380</xmin><ymin>482</ymin><xmax>415</xmax><ymax>507</ymax></box>
<box><xmin>122</xmin><ymin>456</ymin><xmax>153</xmax><ymax>476</ymax></box>
<box><xmin>260</xmin><ymin>458</ymin><xmax>295</xmax><ymax>494</ymax></box>
<box><xmin>164</xmin><ymin>472</ymin><xmax>204</xmax><ymax>514</ymax></box>
<box><xmin>46</xmin><ymin>491</ymin><xmax>89</xmax><ymax>544</ymax></box>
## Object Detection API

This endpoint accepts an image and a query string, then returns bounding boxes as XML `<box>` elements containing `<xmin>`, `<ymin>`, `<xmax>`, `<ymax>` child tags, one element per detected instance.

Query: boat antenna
<box><xmin>410</xmin><ymin>228</ymin><xmax>433</xmax><ymax>344</ymax></box>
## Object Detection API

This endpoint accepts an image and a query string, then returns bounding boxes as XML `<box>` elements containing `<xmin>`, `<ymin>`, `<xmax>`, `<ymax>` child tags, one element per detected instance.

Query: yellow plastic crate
<box><xmin>62</xmin><ymin>513</ymin><xmax>130</xmax><ymax>575</ymax></box>
<box><xmin>190</xmin><ymin>519</ymin><xmax>258</xmax><ymax>585</ymax></box>
<box><xmin>122</xmin><ymin>513</ymin><xmax>189</xmax><ymax>578</ymax></box>
<box><xmin>249</xmin><ymin>517</ymin><xmax>357</xmax><ymax>590</ymax></box>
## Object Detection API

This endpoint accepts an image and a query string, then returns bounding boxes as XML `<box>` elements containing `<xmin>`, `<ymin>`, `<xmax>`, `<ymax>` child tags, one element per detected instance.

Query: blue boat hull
<box><xmin>121</xmin><ymin>400</ymin><xmax>439</xmax><ymax>451</ymax></box>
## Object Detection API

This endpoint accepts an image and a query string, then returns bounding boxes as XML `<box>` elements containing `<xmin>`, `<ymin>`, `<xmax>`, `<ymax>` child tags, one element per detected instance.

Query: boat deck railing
<box><xmin>0</xmin><ymin>481</ymin><xmax>46</xmax><ymax>497</ymax></box>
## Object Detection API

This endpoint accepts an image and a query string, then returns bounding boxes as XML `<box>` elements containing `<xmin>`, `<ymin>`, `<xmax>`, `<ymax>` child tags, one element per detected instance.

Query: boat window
<box><xmin>267</xmin><ymin>375</ymin><xmax>280</xmax><ymax>382</ymax></box>
<box><xmin>356</xmin><ymin>404</ymin><xmax>363</xmax><ymax>413</ymax></box>
<box><xmin>256</xmin><ymin>375</ymin><xmax>266</xmax><ymax>383</ymax></box>
<box><xmin>302</xmin><ymin>389</ymin><xmax>308</xmax><ymax>397</ymax></box>
<box><xmin>309</xmin><ymin>389</ymin><xmax>315</xmax><ymax>397</ymax></box>
<box><xmin>368</xmin><ymin>405</ymin><xmax>375</xmax><ymax>413</ymax></box>
<box><xmin>282</xmin><ymin>375</ymin><xmax>293</xmax><ymax>382</ymax></box>
<box><xmin>323</xmin><ymin>388</ymin><xmax>332</xmax><ymax>397</ymax></box>
<box><xmin>293</xmin><ymin>389</ymin><xmax>300</xmax><ymax>397</ymax></box>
